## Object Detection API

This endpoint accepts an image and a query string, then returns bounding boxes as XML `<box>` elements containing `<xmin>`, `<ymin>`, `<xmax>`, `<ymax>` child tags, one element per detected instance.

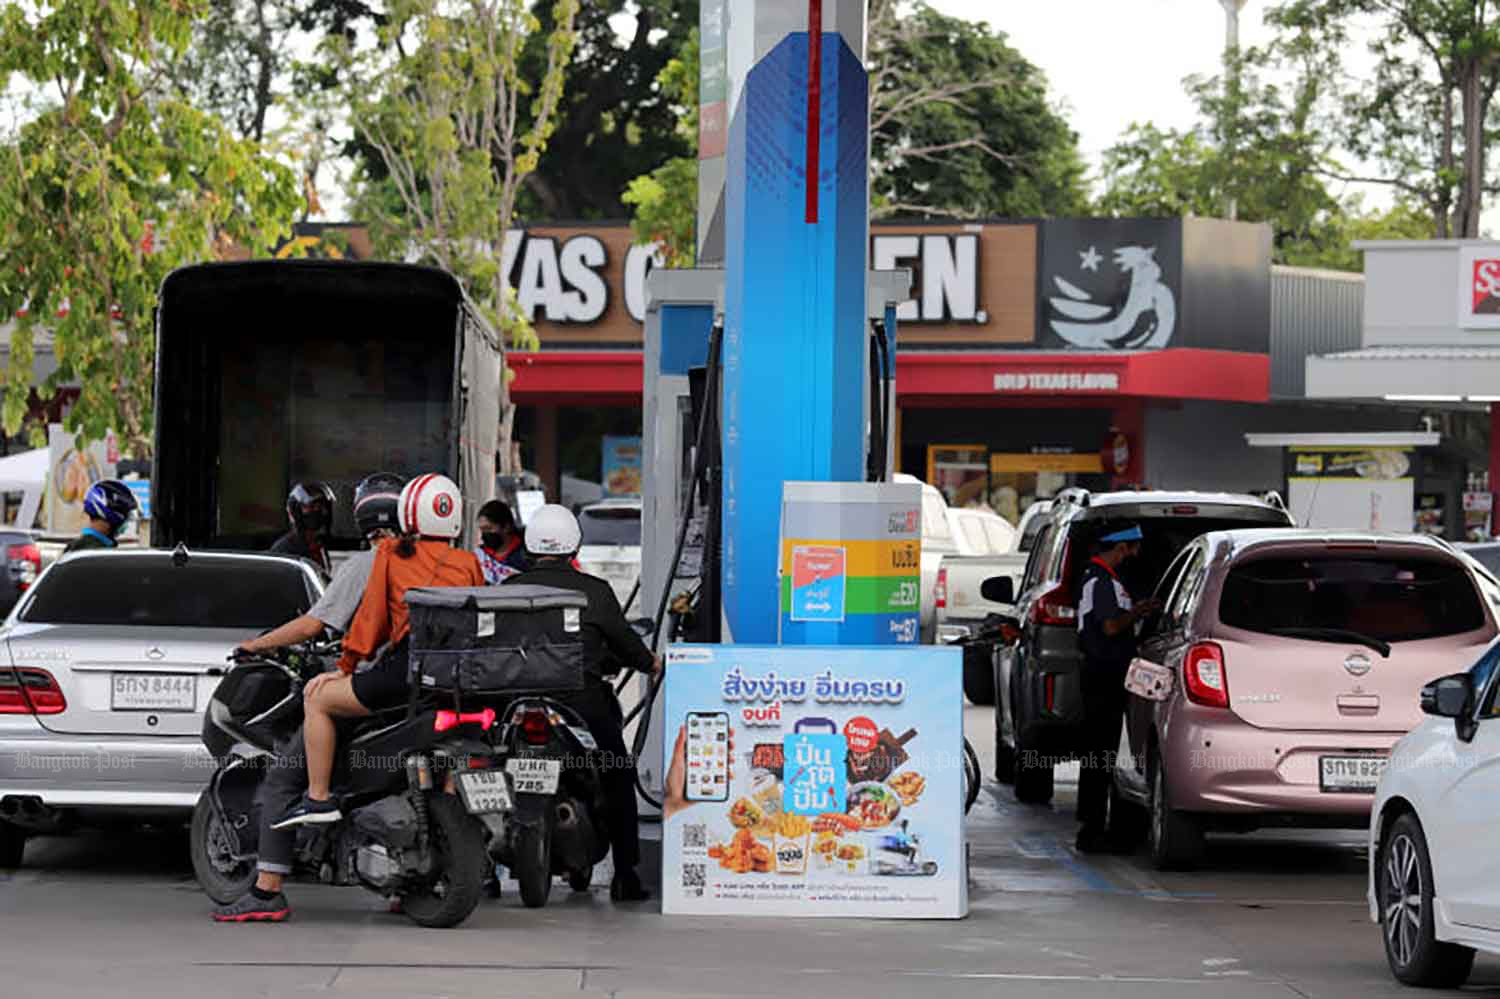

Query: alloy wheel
<box><xmin>1383</xmin><ymin>833</ymin><xmax>1423</xmax><ymax>970</ymax></box>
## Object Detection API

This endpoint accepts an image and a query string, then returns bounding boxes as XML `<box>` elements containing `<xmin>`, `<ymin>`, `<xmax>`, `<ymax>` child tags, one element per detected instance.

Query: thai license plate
<box><xmin>506</xmin><ymin>757</ymin><xmax>562</xmax><ymax>795</ymax></box>
<box><xmin>457</xmin><ymin>770</ymin><xmax>512</xmax><ymax>815</ymax></box>
<box><xmin>111</xmin><ymin>673</ymin><xmax>196</xmax><ymax>712</ymax></box>
<box><xmin>1319</xmin><ymin>755</ymin><xmax>1387</xmax><ymax>793</ymax></box>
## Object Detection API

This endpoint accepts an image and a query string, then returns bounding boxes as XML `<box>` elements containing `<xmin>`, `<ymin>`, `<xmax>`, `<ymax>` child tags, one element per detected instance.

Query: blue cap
<box><xmin>1100</xmin><ymin>525</ymin><xmax>1143</xmax><ymax>544</ymax></box>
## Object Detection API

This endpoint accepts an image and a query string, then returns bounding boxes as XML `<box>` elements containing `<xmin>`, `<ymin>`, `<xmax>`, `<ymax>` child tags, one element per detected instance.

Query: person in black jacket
<box><xmin>504</xmin><ymin>503</ymin><xmax>660</xmax><ymax>902</ymax></box>
<box><xmin>270</xmin><ymin>481</ymin><xmax>335</xmax><ymax>578</ymax></box>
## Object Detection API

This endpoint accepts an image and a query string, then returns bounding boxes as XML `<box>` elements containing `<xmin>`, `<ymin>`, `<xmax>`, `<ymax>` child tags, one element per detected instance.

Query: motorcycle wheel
<box><xmin>190</xmin><ymin>796</ymin><xmax>256</xmax><ymax>904</ymax></box>
<box><xmin>516</xmin><ymin>818</ymin><xmax>554</xmax><ymax>909</ymax></box>
<box><xmin>401</xmin><ymin>794</ymin><xmax>486</xmax><ymax>929</ymax></box>
<box><xmin>567</xmin><ymin>866</ymin><xmax>593</xmax><ymax>893</ymax></box>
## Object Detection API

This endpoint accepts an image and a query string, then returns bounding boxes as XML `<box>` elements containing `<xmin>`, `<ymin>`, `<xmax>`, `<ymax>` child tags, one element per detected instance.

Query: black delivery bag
<box><xmin>404</xmin><ymin>585</ymin><xmax>588</xmax><ymax>695</ymax></box>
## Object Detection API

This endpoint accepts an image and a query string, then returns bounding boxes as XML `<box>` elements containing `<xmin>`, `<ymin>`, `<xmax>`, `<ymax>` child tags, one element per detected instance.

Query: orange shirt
<box><xmin>337</xmin><ymin>538</ymin><xmax>484</xmax><ymax>674</ymax></box>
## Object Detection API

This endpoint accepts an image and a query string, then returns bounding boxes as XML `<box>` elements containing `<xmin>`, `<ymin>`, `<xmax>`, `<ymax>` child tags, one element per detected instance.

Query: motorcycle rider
<box><xmin>503</xmin><ymin>504</ymin><xmax>661</xmax><ymax>903</ymax></box>
<box><xmin>63</xmin><ymin>480</ymin><xmax>139</xmax><ymax>553</ymax></box>
<box><xmin>271</xmin><ymin>473</ymin><xmax>483</xmax><ymax>830</ymax></box>
<box><xmin>476</xmin><ymin>499</ymin><xmax>527</xmax><ymax>583</ymax></box>
<box><xmin>211</xmin><ymin>473</ymin><xmax>405</xmax><ymax>923</ymax></box>
<box><xmin>270</xmin><ymin>481</ymin><xmax>336</xmax><ymax>578</ymax></box>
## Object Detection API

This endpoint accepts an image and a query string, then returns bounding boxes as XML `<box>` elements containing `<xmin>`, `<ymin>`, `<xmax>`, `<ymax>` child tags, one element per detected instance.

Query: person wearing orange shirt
<box><xmin>271</xmin><ymin>473</ymin><xmax>483</xmax><ymax>829</ymax></box>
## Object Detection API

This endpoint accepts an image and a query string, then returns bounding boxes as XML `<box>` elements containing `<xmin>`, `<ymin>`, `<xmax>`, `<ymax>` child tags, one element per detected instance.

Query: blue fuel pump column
<box><xmin>720</xmin><ymin>1</ymin><xmax>871</xmax><ymax>644</ymax></box>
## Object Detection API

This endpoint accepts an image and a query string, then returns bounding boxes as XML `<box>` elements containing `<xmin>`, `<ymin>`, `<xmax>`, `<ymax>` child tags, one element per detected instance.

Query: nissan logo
<box><xmin>145</xmin><ymin>647</ymin><xmax>165</xmax><ymax>661</ymax></box>
<box><xmin>1344</xmin><ymin>654</ymin><xmax>1372</xmax><ymax>677</ymax></box>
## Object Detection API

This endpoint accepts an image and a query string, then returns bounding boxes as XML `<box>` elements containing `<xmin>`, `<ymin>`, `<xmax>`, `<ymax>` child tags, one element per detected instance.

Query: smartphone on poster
<box><xmin>684</xmin><ymin>711</ymin><xmax>730</xmax><ymax>802</ymax></box>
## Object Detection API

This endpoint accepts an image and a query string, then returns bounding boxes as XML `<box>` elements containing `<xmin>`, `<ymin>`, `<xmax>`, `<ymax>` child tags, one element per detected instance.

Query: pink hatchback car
<box><xmin>1111</xmin><ymin>530</ymin><xmax>1497</xmax><ymax>870</ymax></box>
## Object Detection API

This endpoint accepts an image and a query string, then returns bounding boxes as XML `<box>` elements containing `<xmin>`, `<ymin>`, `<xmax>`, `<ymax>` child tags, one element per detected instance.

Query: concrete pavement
<box><xmin>0</xmin><ymin>707</ymin><xmax>1490</xmax><ymax>998</ymax></box>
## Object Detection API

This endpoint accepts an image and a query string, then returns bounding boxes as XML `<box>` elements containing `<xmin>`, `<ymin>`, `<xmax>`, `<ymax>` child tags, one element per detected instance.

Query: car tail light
<box><xmin>7</xmin><ymin>543</ymin><xmax>40</xmax><ymax>591</ymax></box>
<box><xmin>1169</xmin><ymin>505</ymin><xmax>1199</xmax><ymax>515</ymax></box>
<box><xmin>0</xmin><ymin>668</ymin><xmax>66</xmax><ymax>714</ymax></box>
<box><xmin>1033</xmin><ymin>583</ymin><xmax>1076</xmax><ymax>626</ymax></box>
<box><xmin>520</xmin><ymin>708</ymin><xmax>551</xmax><ymax>746</ymax></box>
<box><xmin>935</xmin><ymin>568</ymin><xmax>948</xmax><ymax>610</ymax></box>
<box><xmin>1184</xmin><ymin>642</ymin><xmax>1229</xmax><ymax>709</ymax></box>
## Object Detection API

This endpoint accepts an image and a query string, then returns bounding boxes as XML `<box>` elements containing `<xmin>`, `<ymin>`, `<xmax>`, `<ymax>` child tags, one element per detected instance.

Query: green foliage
<box><xmin>342</xmin><ymin>0</ymin><xmax>579</xmax><ymax>348</ymax></box>
<box><xmin>868</xmin><ymin>1</ymin><xmax>1088</xmax><ymax>219</ymax></box>
<box><xmin>1278</xmin><ymin>197</ymin><xmax>1434</xmax><ymax>271</ymax></box>
<box><xmin>0</xmin><ymin>0</ymin><xmax>301</xmax><ymax>456</ymax></box>
<box><xmin>623</xmin><ymin>26</ymin><xmax>698</xmax><ymax>266</ymax></box>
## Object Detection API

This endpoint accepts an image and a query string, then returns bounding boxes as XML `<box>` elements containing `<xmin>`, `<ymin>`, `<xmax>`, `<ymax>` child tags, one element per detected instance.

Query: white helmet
<box><xmin>398</xmin><ymin>473</ymin><xmax>463</xmax><ymax>539</ymax></box>
<box><xmin>525</xmin><ymin>504</ymin><xmax>581</xmax><ymax>556</ymax></box>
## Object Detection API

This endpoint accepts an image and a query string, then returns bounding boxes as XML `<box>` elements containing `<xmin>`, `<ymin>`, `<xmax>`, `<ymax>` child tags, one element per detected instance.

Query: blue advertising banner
<box><xmin>601</xmin><ymin>436</ymin><xmax>643</xmax><ymax>497</ymax></box>
<box><xmin>661</xmin><ymin>644</ymin><xmax>966</xmax><ymax>919</ymax></box>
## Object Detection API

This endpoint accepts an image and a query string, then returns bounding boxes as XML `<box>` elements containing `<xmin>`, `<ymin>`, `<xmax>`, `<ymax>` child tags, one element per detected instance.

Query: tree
<box><xmin>1269</xmin><ymin>0</ymin><xmax>1500</xmax><ymax>238</ymax></box>
<box><xmin>0</xmin><ymin>0</ymin><xmax>301</xmax><ymax>454</ymax></box>
<box><xmin>521</xmin><ymin>0</ymin><xmax>695</xmax><ymax>221</ymax></box>
<box><xmin>867</xmin><ymin>0</ymin><xmax>1087</xmax><ymax>219</ymax></box>
<box><xmin>621</xmin><ymin>27</ymin><xmax>698</xmax><ymax>265</ymax></box>
<box><xmin>342</xmin><ymin>0</ymin><xmax>579</xmax><ymax>472</ymax></box>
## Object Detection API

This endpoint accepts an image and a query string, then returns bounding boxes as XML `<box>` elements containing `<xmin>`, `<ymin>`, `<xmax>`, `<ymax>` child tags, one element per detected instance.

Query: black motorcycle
<box><xmin>191</xmin><ymin>640</ymin><xmax>513</xmax><ymax>929</ymax></box>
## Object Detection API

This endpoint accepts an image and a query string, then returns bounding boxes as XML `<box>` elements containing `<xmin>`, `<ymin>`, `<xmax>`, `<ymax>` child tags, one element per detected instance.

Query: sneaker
<box><xmin>212</xmin><ymin>891</ymin><xmax>291</xmax><ymax>923</ymax></box>
<box><xmin>269</xmin><ymin>794</ymin><xmax>342</xmax><ymax>830</ymax></box>
<box><xmin>610</xmin><ymin>870</ymin><xmax>652</xmax><ymax>902</ymax></box>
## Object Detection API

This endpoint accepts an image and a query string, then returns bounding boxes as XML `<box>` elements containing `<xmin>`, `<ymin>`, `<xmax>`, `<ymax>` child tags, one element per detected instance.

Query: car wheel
<box><xmin>962</xmin><ymin>646</ymin><xmax>996</xmax><ymax>706</ymax></box>
<box><xmin>0</xmin><ymin>820</ymin><xmax>24</xmax><ymax>869</ymax></box>
<box><xmin>1380</xmin><ymin>813</ymin><xmax>1475</xmax><ymax>988</ymax></box>
<box><xmin>1108</xmin><ymin>780</ymin><xmax>1147</xmax><ymax>852</ymax></box>
<box><xmin>1148</xmin><ymin>760</ymin><xmax>1203</xmax><ymax>871</ymax></box>
<box><xmin>1013</xmin><ymin>719</ymin><xmax>1053</xmax><ymax>806</ymax></box>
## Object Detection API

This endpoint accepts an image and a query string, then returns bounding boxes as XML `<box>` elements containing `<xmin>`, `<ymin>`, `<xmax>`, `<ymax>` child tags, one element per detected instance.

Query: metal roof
<box><xmin>1315</xmin><ymin>346</ymin><xmax>1500</xmax><ymax>362</ymax></box>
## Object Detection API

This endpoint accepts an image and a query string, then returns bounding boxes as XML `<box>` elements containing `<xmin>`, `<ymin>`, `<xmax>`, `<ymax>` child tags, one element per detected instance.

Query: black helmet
<box><xmin>83</xmin><ymin>479</ymin><xmax>138</xmax><ymax>533</ymax></box>
<box><xmin>287</xmin><ymin>481</ymin><xmax>335</xmax><ymax>534</ymax></box>
<box><xmin>353</xmin><ymin>472</ymin><xmax>405</xmax><ymax>537</ymax></box>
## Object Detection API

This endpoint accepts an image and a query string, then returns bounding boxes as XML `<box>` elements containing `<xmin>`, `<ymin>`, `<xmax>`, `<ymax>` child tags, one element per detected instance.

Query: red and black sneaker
<box><xmin>212</xmin><ymin>891</ymin><xmax>291</xmax><ymax>923</ymax></box>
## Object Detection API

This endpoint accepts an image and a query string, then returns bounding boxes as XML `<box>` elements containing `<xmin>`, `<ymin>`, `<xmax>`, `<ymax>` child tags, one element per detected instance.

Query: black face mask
<box><xmin>481</xmin><ymin>531</ymin><xmax>507</xmax><ymax>551</ymax></box>
<box><xmin>301</xmin><ymin>509</ymin><xmax>329</xmax><ymax>534</ymax></box>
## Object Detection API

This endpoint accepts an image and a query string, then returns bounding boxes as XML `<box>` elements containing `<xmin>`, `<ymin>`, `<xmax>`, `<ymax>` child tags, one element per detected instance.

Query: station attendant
<box><xmin>1074</xmin><ymin>524</ymin><xmax>1161</xmax><ymax>854</ymax></box>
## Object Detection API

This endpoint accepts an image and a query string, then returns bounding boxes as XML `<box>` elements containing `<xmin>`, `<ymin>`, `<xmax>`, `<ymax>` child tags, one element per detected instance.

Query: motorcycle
<box><xmin>191</xmin><ymin>640</ymin><xmax>514</xmax><ymax>929</ymax></box>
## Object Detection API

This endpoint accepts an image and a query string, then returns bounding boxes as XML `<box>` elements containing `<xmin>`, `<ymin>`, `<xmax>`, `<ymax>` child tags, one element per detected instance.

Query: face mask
<box><xmin>301</xmin><ymin>508</ymin><xmax>328</xmax><ymax>533</ymax></box>
<box><xmin>481</xmin><ymin>531</ymin><xmax>507</xmax><ymax>551</ymax></box>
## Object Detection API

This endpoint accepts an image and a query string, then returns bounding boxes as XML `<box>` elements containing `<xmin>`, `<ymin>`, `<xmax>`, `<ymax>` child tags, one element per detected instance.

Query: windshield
<box><xmin>579</xmin><ymin>507</ymin><xmax>641</xmax><ymax>547</ymax></box>
<box><xmin>22</xmin><ymin>557</ymin><xmax>314</xmax><ymax>629</ymax></box>
<box><xmin>1220</xmin><ymin>554</ymin><xmax>1486</xmax><ymax>644</ymax></box>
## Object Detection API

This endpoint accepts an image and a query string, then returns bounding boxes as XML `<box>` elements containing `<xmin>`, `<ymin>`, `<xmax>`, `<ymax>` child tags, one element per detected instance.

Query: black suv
<box><xmin>991</xmin><ymin>490</ymin><xmax>1294</xmax><ymax>804</ymax></box>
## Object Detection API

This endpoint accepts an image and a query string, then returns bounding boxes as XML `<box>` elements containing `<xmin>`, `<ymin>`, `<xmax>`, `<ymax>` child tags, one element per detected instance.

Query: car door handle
<box><xmin>1337</xmin><ymin>693</ymin><xmax>1380</xmax><ymax>714</ymax></box>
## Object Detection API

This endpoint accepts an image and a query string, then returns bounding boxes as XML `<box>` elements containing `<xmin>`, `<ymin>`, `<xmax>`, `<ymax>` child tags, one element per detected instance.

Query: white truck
<box><xmin>933</xmin><ymin>505</ymin><xmax>1032</xmax><ymax>705</ymax></box>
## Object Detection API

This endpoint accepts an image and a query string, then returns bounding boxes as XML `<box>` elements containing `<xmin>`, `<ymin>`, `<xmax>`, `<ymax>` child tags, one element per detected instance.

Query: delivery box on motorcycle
<box><xmin>406</xmin><ymin>585</ymin><xmax>587</xmax><ymax>695</ymax></box>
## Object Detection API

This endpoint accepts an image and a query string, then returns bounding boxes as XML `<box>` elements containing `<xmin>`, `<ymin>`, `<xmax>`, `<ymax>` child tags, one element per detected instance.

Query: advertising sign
<box><xmin>1463</xmin><ymin>491</ymin><xmax>1493</xmax><ymax>540</ymax></box>
<box><xmin>45</xmin><ymin>425</ymin><xmax>118</xmax><ymax>536</ymax></box>
<box><xmin>126</xmin><ymin>480</ymin><xmax>152</xmax><ymax>521</ymax></box>
<box><xmin>1287</xmin><ymin>446</ymin><xmax>1415</xmax><ymax>533</ymax></box>
<box><xmin>661</xmin><ymin>644</ymin><xmax>967</xmax><ymax>919</ymax></box>
<box><xmin>1458</xmin><ymin>244</ymin><xmax>1500</xmax><ymax>330</ymax></box>
<box><xmin>779</xmin><ymin>482</ymin><xmax>921</xmax><ymax>645</ymax></box>
<box><xmin>601</xmin><ymin>435</ymin><xmax>643</xmax><ymax>497</ymax></box>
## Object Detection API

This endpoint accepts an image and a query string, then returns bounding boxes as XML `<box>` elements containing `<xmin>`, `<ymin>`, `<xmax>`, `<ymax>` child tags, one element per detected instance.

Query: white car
<box><xmin>1368</xmin><ymin>639</ymin><xmax>1500</xmax><ymax>988</ymax></box>
<box><xmin>576</xmin><ymin>498</ymin><xmax>642</xmax><ymax>613</ymax></box>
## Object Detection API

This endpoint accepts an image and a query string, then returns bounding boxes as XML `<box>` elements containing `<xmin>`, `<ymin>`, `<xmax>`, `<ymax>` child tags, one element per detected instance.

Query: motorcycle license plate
<box><xmin>506</xmin><ymin>757</ymin><xmax>562</xmax><ymax>795</ymax></box>
<box><xmin>458</xmin><ymin>770</ymin><xmax>512</xmax><ymax>815</ymax></box>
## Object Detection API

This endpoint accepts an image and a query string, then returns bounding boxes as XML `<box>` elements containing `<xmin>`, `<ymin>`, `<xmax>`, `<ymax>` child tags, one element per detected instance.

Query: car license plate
<box><xmin>506</xmin><ymin>757</ymin><xmax>562</xmax><ymax>795</ymax></box>
<box><xmin>1319</xmin><ymin>755</ymin><xmax>1387</xmax><ymax>793</ymax></box>
<box><xmin>457</xmin><ymin>770</ymin><xmax>512</xmax><ymax>815</ymax></box>
<box><xmin>111</xmin><ymin>673</ymin><xmax>196</xmax><ymax>712</ymax></box>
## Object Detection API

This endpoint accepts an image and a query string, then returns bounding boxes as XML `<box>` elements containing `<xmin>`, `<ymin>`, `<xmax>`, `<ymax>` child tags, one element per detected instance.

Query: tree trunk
<box><xmin>1438</xmin><ymin>84</ymin><xmax>1456</xmax><ymax>239</ymax></box>
<box><xmin>1459</xmin><ymin>65</ymin><xmax>1485</xmax><ymax>238</ymax></box>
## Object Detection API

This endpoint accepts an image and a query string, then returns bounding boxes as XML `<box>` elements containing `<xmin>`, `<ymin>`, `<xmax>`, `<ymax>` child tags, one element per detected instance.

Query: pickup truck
<box><xmin>935</xmin><ymin>549</ymin><xmax>1025</xmax><ymax>705</ymax></box>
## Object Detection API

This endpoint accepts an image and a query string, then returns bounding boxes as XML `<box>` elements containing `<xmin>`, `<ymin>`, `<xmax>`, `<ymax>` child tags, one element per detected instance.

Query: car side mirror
<box><xmin>1421</xmin><ymin>673</ymin><xmax>1473</xmax><ymax>719</ymax></box>
<box><xmin>980</xmin><ymin>576</ymin><xmax>1014</xmax><ymax>605</ymax></box>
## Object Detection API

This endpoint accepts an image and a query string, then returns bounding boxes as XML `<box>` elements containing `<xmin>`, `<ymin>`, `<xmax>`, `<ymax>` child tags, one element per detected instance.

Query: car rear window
<box><xmin>579</xmin><ymin>507</ymin><xmax>641</xmax><ymax>547</ymax></box>
<box><xmin>1220</xmin><ymin>555</ymin><xmax>1486</xmax><ymax>643</ymax></box>
<box><xmin>1070</xmin><ymin>514</ymin><xmax>1290</xmax><ymax>601</ymax></box>
<box><xmin>21</xmin><ymin>556</ymin><xmax>314</xmax><ymax>629</ymax></box>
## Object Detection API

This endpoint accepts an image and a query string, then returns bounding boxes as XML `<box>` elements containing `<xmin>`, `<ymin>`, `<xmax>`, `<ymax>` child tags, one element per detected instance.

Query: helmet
<box><xmin>82</xmin><ymin>479</ymin><xmax>138</xmax><ymax>532</ymax></box>
<box><xmin>287</xmin><ymin>481</ymin><xmax>335</xmax><ymax>533</ymax></box>
<box><xmin>398</xmin><ymin>473</ymin><xmax>463</xmax><ymax>539</ymax></box>
<box><xmin>525</xmin><ymin>504</ymin><xmax>581</xmax><ymax>556</ymax></box>
<box><xmin>353</xmin><ymin>473</ymin><xmax>405</xmax><ymax>537</ymax></box>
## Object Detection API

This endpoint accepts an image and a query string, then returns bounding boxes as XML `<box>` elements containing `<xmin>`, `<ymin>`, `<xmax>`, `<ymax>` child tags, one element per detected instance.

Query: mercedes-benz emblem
<box><xmin>1344</xmin><ymin>653</ymin><xmax>1372</xmax><ymax>677</ymax></box>
<box><xmin>145</xmin><ymin>646</ymin><xmax>165</xmax><ymax>661</ymax></box>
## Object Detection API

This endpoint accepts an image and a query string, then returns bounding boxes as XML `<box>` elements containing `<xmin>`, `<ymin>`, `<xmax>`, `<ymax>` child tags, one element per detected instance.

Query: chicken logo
<box><xmin>1047</xmin><ymin>244</ymin><xmax>1177</xmax><ymax>350</ymax></box>
<box><xmin>1473</xmin><ymin>259</ymin><xmax>1500</xmax><ymax>314</ymax></box>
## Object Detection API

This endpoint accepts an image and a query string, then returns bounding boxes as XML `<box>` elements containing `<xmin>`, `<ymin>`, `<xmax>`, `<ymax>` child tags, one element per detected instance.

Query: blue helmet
<box><xmin>82</xmin><ymin>479</ymin><xmax>139</xmax><ymax>531</ymax></box>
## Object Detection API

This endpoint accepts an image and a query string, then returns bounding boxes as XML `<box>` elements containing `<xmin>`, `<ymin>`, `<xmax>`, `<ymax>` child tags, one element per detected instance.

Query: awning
<box><xmin>508</xmin><ymin>347</ymin><xmax>1271</xmax><ymax>406</ymax></box>
<box><xmin>1306</xmin><ymin>347</ymin><xmax>1500</xmax><ymax>402</ymax></box>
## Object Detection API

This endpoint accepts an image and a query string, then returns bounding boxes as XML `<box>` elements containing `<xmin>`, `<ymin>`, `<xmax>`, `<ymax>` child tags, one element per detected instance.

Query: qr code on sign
<box><xmin>683</xmin><ymin>823</ymin><xmax>706</xmax><ymax>849</ymax></box>
<box><xmin>682</xmin><ymin>863</ymin><xmax>706</xmax><ymax>889</ymax></box>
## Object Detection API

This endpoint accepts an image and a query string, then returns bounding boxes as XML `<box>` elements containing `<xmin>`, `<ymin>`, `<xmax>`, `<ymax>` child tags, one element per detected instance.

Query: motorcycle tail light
<box><xmin>520</xmin><ymin>708</ymin><xmax>551</xmax><ymax>745</ymax></box>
